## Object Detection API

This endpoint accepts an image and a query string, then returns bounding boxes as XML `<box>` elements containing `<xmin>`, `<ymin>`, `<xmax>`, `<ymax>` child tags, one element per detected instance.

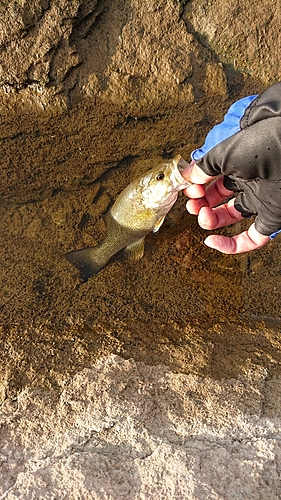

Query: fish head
<box><xmin>140</xmin><ymin>155</ymin><xmax>192</xmax><ymax>210</ymax></box>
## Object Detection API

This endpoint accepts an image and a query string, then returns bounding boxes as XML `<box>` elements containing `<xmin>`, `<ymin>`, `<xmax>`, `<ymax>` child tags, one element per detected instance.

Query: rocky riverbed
<box><xmin>0</xmin><ymin>0</ymin><xmax>281</xmax><ymax>498</ymax></box>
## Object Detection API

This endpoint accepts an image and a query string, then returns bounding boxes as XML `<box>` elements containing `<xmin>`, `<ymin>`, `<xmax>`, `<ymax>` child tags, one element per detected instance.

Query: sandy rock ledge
<box><xmin>1</xmin><ymin>354</ymin><xmax>281</xmax><ymax>499</ymax></box>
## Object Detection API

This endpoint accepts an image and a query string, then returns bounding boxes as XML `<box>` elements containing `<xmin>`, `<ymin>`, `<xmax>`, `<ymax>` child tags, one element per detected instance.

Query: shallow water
<box><xmin>1</xmin><ymin>97</ymin><xmax>281</xmax><ymax>399</ymax></box>
<box><xmin>1</xmin><ymin>176</ymin><xmax>281</xmax><ymax>399</ymax></box>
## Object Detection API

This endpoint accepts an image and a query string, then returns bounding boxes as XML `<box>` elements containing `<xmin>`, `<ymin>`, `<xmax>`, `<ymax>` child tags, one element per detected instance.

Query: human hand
<box><xmin>181</xmin><ymin>161</ymin><xmax>270</xmax><ymax>254</ymax></box>
<box><xmin>179</xmin><ymin>82</ymin><xmax>281</xmax><ymax>254</ymax></box>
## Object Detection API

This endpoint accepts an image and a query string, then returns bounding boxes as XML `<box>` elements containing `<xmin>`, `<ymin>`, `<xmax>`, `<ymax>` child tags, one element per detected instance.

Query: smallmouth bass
<box><xmin>66</xmin><ymin>155</ymin><xmax>191</xmax><ymax>281</ymax></box>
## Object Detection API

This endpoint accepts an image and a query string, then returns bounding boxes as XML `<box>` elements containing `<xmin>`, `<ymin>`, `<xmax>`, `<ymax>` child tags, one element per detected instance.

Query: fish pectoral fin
<box><xmin>124</xmin><ymin>237</ymin><xmax>145</xmax><ymax>260</ymax></box>
<box><xmin>153</xmin><ymin>216</ymin><xmax>165</xmax><ymax>233</ymax></box>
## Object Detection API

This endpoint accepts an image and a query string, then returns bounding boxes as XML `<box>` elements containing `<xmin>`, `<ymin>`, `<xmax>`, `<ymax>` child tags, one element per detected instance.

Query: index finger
<box><xmin>185</xmin><ymin>176</ymin><xmax>235</xmax><ymax>214</ymax></box>
<box><xmin>202</xmin><ymin>176</ymin><xmax>235</xmax><ymax>208</ymax></box>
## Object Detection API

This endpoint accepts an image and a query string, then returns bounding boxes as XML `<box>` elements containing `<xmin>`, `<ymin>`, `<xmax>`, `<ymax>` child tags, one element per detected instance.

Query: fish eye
<box><xmin>156</xmin><ymin>172</ymin><xmax>165</xmax><ymax>181</ymax></box>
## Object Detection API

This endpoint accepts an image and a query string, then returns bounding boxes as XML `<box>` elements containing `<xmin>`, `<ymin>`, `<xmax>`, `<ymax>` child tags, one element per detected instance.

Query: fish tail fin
<box><xmin>65</xmin><ymin>247</ymin><xmax>108</xmax><ymax>281</ymax></box>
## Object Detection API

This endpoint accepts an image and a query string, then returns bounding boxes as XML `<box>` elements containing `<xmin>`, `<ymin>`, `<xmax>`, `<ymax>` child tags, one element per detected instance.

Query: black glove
<box><xmin>192</xmin><ymin>82</ymin><xmax>281</xmax><ymax>238</ymax></box>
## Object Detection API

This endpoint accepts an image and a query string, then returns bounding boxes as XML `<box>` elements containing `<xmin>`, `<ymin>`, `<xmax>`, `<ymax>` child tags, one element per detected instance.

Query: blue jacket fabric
<box><xmin>191</xmin><ymin>95</ymin><xmax>258</xmax><ymax>161</ymax></box>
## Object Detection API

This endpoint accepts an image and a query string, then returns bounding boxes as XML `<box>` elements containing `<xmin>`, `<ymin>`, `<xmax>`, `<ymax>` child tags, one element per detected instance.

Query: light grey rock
<box><xmin>1</xmin><ymin>355</ymin><xmax>281</xmax><ymax>499</ymax></box>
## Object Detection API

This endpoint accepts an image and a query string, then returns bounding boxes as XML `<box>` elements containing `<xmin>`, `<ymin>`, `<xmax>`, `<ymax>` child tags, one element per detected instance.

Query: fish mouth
<box><xmin>172</xmin><ymin>155</ymin><xmax>193</xmax><ymax>189</ymax></box>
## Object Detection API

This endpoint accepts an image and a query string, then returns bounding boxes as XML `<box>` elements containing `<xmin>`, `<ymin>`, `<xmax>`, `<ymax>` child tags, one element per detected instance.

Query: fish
<box><xmin>65</xmin><ymin>154</ymin><xmax>192</xmax><ymax>281</ymax></box>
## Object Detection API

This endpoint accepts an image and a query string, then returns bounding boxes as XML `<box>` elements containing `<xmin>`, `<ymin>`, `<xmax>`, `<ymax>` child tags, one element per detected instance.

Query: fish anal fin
<box><xmin>124</xmin><ymin>237</ymin><xmax>145</xmax><ymax>260</ymax></box>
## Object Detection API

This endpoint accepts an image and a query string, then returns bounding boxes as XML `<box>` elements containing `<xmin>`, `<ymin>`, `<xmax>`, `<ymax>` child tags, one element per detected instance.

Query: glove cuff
<box><xmin>191</xmin><ymin>95</ymin><xmax>258</xmax><ymax>162</ymax></box>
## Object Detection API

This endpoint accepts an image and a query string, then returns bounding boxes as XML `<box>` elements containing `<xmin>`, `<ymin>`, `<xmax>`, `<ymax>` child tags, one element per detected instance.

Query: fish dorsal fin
<box><xmin>124</xmin><ymin>237</ymin><xmax>145</xmax><ymax>260</ymax></box>
<box><xmin>102</xmin><ymin>210</ymin><xmax>119</xmax><ymax>231</ymax></box>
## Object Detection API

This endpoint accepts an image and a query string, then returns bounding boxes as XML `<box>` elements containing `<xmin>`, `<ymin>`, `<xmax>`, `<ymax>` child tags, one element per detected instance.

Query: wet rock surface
<box><xmin>0</xmin><ymin>0</ymin><xmax>281</xmax><ymax>498</ymax></box>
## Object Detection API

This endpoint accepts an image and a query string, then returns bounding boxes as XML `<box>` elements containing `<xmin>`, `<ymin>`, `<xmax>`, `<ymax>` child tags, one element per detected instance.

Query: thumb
<box><xmin>182</xmin><ymin>162</ymin><xmax>215</xmax><ymax>185</ymax></box>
